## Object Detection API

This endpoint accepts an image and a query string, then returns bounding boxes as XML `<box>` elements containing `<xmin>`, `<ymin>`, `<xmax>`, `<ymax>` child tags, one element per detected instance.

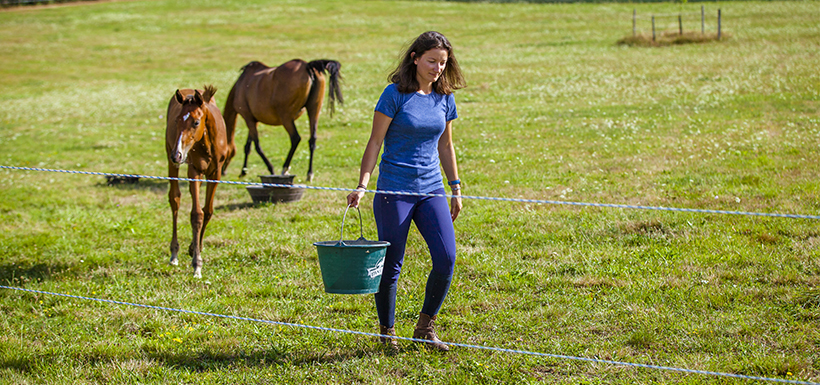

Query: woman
<box><xmin>347</xmin><ymin>31</ymin><xmax>466</xmax><ymax>352</ymax></box>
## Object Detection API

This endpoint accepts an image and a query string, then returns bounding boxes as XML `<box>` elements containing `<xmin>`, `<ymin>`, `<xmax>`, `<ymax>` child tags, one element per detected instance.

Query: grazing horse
<box><xmin>223</xmin><ymin>59</ymin><xmax>343</xmax><ymax>181</ymax></box>
<box><xmin>165</xmin><ymin>85</ymin><xmax>236</xmax><ymax>278</ymax></box>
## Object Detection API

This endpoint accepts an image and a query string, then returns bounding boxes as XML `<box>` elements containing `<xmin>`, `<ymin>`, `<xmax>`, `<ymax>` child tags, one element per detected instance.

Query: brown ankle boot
<box><xmin>412</xmin><ymin>313</ymin><xmax>450</xmax><ymax>352</ymax></box>
<box><xmin>379</xmin><ymin>325</ymin><xmax>399</xmax><ymax>352</ymax></box>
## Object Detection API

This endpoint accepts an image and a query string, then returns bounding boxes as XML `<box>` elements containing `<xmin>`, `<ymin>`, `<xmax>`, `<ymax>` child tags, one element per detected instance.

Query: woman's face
<box><xmin>414</xmin><ymin>48</ymin><xmax>448</xmax><ymax>87</ymax></box>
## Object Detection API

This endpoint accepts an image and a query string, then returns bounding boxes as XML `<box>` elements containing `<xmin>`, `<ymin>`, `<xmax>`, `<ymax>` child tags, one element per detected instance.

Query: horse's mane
<box><xmin>201</xmin><ymin>85</ymin><xmax>217</xmax><ymax>104</ymax></box>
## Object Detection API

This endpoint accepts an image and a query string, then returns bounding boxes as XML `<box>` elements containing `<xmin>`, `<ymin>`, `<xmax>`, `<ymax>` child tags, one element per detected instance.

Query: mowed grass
<box><xmin>1</xmin><ymin>0</ymin><xmax>819</xmax><ymax>383</ymax></box>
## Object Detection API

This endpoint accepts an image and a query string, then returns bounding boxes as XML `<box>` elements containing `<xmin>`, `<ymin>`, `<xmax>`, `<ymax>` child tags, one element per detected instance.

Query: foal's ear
<box><xmin>194</xmin><ymin>90</ymin><xmax>205</xmax><ymax>107</ymax></box>
<box><xmin>174</xmin><ymin>90</ymin><xmax>185</xmax><ymax>104</ymax></box>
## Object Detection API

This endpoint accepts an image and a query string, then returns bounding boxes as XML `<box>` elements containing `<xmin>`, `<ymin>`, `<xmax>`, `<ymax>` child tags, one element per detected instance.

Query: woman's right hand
<box><xmin>347</xmin><ymin>189</ymin><xmax>365</xmax><ymax>208</ymax></box>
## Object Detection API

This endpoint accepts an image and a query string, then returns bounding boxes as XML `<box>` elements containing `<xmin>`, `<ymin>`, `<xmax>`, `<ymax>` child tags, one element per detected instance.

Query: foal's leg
<box><xmin>281</xmin><ymin>119</ymin><xmax>301</xmax><ymax>177</ymax></box>
<box><xmin>188</xmin><ymin>170</ymin><xmax>205</xmax><ymax>278</ymax></box>
<box><xmin>199</xmin><ymin>174</ymin><xmax>219</xmax><ymax>269</ymax></box>
<box><xmin>167</xmin><ymin>163</ymin><xmax>181</xmax><ymax>266</ymax></box>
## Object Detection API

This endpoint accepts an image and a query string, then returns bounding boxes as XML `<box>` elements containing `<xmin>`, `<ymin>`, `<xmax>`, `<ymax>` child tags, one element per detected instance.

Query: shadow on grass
<box><xmin>0</xmin><ymin>344</ymin><xmax>380</xmax><ymax>375</ymax></box>
<box><xmin>218</xmin><ymin>202</ymin><xmax>257</xmax><ymax>211</ymax></box>
<box><xmin>0</xmin><ymin>261</ymin><xmax>78</xmax><ymax>286</ymax></box>
<box><xmin>98</xmin><ymin>177</ymin><xmax>259</xmax><ymax>211</ymax></box>
<box><xmin>98</xmin><ymin>177</ymin><xmax>169</xmax><ymax>194</ymax></box>
<box><xmin>145</xmin><ymin>345</ymin><xmax>377</xmax><ymax>372</ymax></box>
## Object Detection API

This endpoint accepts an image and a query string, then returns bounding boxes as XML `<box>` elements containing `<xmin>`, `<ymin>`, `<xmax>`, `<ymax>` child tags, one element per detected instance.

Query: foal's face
<box><xmin>170</xmin><ymin>100</ymin><xmax>206</xmax><ymax>165</ymax></box>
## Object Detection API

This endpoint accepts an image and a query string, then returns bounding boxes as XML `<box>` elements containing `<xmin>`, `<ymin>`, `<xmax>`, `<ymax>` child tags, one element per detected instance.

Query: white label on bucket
<box><xmin>367</xmin><ymin>257</ymin><xmax>385</xmax><ymax>278</ymax></box>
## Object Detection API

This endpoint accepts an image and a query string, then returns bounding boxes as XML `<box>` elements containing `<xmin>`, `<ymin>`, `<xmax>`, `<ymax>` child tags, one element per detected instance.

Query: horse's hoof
<box><xmin>193</xmin><ymin>268</ymin><xmax>202</xmax><ymax>279</ymax></box>
<box><xmin>306</xmin><ymin>173</ymin><xmax>313</xmax><ymax>182</ymax></box>
<box><xmin>169</xmin><ymin>258</ymin><xmax>179</xmax><ymax>266</ymax></box>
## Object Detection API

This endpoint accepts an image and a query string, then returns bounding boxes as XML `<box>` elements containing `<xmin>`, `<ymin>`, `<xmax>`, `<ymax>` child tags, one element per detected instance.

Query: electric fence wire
<box><xmin>3</xmin><ymin>165</ymin><xmax>819</xmax><ymax>220</ymax></box>
<box><xmin>1</xmin><ymin>286</ymin><xmax>816</xmax><ymax>385</ymax></box>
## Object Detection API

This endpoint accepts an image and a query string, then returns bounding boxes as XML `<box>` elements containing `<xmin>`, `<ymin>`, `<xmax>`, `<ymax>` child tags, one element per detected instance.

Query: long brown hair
<box><xmin>388</xmin><ymin>31</ymin><xmax>466</xmax><ymax>95</ymax></box>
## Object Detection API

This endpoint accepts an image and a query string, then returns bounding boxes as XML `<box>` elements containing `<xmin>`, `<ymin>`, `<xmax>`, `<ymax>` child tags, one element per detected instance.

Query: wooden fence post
<box><xmin>717</xmin><ymin>9</ymin><xmax>722</xmax><ymax>40</ymax></box>
<box><xmin>701</xmin><ymin>5</ymin><xmax>705</xmax><ymax>34</ymax></box>
<box><xmin>652</xmin><ymin>15</ymin><xmax>656</xmax><ymax>41</ymax></box>
<box><xmin>633</xmin><ymin>9</ymin><xmax>636</xmax><ymax>37</ymax></box>
<box><xmin>679</xmin><ymin>15</ymin><xmax>683</xmax><ymax>35</ymax></box>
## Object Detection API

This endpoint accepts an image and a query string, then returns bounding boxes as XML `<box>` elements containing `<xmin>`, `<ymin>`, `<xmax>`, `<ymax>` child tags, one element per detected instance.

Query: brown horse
<box><xmin>223</xmin><ymin>59</ymin><xmax>343</xmax><ymax>181</ymax></box>
<box><xmin>165</xmin><ymin>85</ymin><xmax>236</xmax><ymax>278</ymax></box>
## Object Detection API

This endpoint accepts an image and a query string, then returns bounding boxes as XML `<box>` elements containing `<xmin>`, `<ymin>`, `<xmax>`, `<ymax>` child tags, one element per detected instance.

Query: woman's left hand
<box><xmin>450</xmin><ymin>192</ymin><xmax>462</xmax><ymax>222</ymax></box>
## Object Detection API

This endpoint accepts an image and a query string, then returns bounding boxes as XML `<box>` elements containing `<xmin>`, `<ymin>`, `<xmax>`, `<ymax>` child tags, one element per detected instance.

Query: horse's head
<box><xmin>170</xmin><ymin>89</ymin><xmax>210</xmax><ymax>166</ymax></box>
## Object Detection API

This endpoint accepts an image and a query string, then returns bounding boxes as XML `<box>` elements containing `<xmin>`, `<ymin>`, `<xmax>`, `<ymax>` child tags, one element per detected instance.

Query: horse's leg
<box><xmin>306</xmin><ymin>104</ymin><xmax>321</xmax><ymax>182</ymax></box>
<box><xmin>304</xmin><ymin>72</ymin><xmax>325</xmax><ymax>183</ymax></box>
<box><xmin>281</xmin><ymin>119</ymin><xmax>301</xmax><ymax>176</ymax></box>
<box><xmin>188</xmin><ymin>169</ymin><xmax>204</xmax><ymax>278</ymax></box>
<box><xmin>168</xmin><ymin>164</ymin><xmax>181</xmax><ymax>266</ymax></box>
<box><xmin>241</xmin><ymin>132</ymin><xmax>253</xmax><ymax>178</ymax></box>
<box><xmin>240</xmin><ymin>116</ymin><xmax>275</xmax><ymax>176</ymax></box>
<box><xmin>239</xmin><ymin>116</ymin><xmax>255</xmax><ymax>177</ymax></box>
<box><xmin>253</xmin><ymin>138</ymin><xmax>276</xmax><ymax>176</ymax></box>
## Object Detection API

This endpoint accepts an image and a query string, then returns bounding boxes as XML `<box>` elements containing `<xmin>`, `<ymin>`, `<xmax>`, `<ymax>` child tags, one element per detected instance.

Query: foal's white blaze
<box><xmin>173</xmin><ymin>132</ymin><xmax>193</xmax><ymax>164</ymax></box>
<box><xmin>183</xmin><ymin>113</ymin><xmax>190</xmax><ymax>122</ymax></box>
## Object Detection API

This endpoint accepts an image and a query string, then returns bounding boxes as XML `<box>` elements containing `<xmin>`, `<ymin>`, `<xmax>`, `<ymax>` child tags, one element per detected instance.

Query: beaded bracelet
<box><xmin>357</xmin><ymin>184</ymin><xmax>366</xmax><ymax>190</ymax></box>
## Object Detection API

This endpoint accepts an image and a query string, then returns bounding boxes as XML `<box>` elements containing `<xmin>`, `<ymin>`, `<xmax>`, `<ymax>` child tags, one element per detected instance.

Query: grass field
<box><xmin>1</xmin><ymin>0</ymin><xmax>819</xmax><ymax>383</ymax></box>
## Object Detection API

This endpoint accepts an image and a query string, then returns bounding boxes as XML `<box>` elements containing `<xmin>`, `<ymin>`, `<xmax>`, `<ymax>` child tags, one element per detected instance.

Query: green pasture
<box><xmin>1</xmin><ymin>0</ymin><xmax>818</xmax><ymax>383</ymax></box>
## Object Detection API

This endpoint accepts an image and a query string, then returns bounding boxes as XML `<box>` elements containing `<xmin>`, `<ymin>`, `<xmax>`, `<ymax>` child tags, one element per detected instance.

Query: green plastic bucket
<box><xmin>314</xmin><ymin>205</ymin><xmax>390</xmax><ymax>294</ymax></box>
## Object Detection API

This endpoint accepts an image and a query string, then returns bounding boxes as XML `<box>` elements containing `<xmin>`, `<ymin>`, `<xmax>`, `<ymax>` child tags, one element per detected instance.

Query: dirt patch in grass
<box><xmin>623</xmin><ymin>219</ymin><xmax>668</xmax><ymax>236</ymax></box>
<box><xmin>617</xmin><ymin>32</ymin><xmax>730</xmax><ymax>47</ymax></box>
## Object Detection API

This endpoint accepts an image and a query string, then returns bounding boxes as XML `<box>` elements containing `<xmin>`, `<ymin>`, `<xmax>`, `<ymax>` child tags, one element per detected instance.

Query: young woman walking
<box><xmin>347</xmin><ymin>31</ymin><xmax>466</xmax><ymax>352</ymax></box>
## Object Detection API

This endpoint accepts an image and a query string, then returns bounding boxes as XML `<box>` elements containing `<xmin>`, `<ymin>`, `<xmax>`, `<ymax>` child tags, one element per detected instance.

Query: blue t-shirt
<box><xmin>374</xmin><ymin>84</ymin><xmax>458</xmax><ymax>193</ymax></box>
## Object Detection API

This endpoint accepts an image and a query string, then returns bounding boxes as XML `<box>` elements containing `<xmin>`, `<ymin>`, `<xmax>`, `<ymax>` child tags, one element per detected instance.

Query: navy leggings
<box><xmin>373</xmin><ymin>188</ymin><xmax>456</xmax><ymax>328</ymax></box>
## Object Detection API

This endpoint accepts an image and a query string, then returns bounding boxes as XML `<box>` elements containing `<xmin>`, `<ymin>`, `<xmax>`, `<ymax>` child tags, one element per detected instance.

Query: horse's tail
<box><xmin>307</xmin><ymin>60</ymin><xmax>344</xmax><ymax>117</ymax></box>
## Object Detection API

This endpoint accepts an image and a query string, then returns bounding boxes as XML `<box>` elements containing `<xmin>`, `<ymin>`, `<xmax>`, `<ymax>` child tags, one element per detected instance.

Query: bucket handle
<box><xmin>339</xmin><ymin>204</ymin><xmax>365</xmax><ymax>245</ymax></box>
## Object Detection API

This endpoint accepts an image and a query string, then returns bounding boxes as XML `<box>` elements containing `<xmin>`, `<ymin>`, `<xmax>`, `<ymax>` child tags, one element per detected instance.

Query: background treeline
<box><xmin>0</xmin><ymin>0</ymin><xmax>766</xmax><ymax>7</ymax></box>
<box><xmin>1</xmin><ymin>0</ymin><xmax>96</xmax><ymax>7</ymax></box>
<box><xmin>444</xmin><ymin>0</ymin><xmax>756</xmax><ymax>3</ymax></box>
